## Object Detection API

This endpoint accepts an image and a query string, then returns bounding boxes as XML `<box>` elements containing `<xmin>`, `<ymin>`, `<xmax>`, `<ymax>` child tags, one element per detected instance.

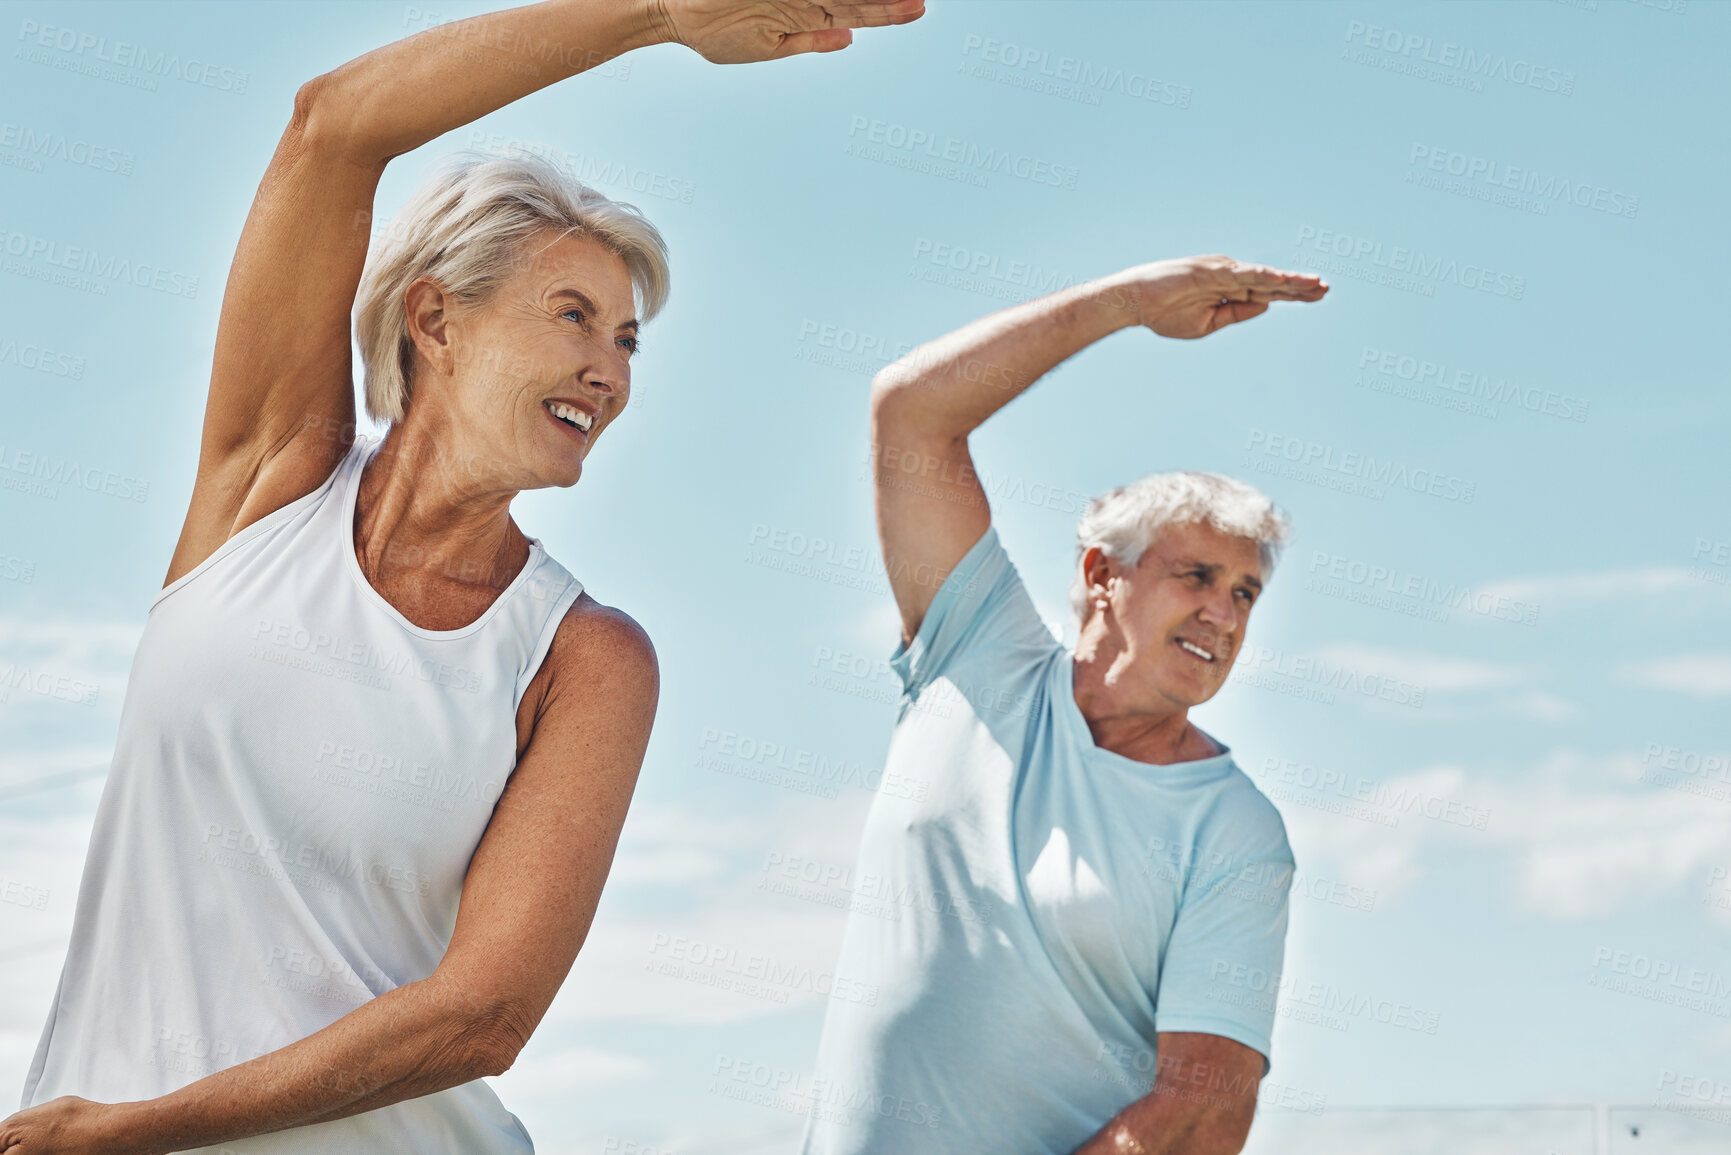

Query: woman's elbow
<box><xmin>457</xmin><ymin>1003</ymin><xmax>534</xmax><ymax>1079</ymax></box>
<box><xmin>290</xmin><ymin>74</ymin><xmax>335</xmax><ymax>144</ymax></box>
<box><xmin>288</xmin><ymin>73</ymin><xmax>373</xmax><ymax>160</ymax></box>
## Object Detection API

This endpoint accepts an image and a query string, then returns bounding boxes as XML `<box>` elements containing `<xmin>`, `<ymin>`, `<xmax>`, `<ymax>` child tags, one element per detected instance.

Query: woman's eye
<box><xmin>620</xmin><ymin>336</ymin><xmax>640</xmax><ymax>355</ymax></box>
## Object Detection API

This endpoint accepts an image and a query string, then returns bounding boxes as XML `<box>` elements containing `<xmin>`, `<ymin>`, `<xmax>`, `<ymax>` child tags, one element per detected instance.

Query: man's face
<box><xmin>1081</xmin><ymin>520</ymin><xmax>1265</xmax><ymax>710</ymax></box>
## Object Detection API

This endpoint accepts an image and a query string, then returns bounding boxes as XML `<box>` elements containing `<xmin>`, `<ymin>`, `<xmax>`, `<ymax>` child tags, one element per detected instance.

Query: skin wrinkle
<box><xmin>352</xmin><ymin>227</ymin><xmax>638</xmax><ymax>629</ymax></box>
<box><xmin>1072</xmin><ymin>520</ymin><xmax>1264</xmax><ymax>766</ymax></box>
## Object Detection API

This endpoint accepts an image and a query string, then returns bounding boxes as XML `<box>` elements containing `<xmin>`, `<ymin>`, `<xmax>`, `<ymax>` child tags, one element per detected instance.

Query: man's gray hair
<box><xmin>354</xmin><ymin>148</ymin><xmax>671</xmax><ymax>425</ymax></box>
<box><xmin>1067</xmin><ymin>471</ymin><xmax>1291</xmax><ymax>623</ymax></box>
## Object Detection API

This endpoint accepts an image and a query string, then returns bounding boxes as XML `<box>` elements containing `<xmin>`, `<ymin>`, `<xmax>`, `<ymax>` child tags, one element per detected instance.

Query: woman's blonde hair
<box><xmin>354</xmin><ymin>148</ymin><xmax>671</xmax><ymax>424</ymax></box>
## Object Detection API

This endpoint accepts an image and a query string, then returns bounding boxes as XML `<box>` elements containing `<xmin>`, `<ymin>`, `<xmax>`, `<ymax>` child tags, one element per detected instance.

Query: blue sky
<box><xmin>2</xmin><ymin>1</ymin><xmax>1727</xmax><ymax>1151</ymax></box>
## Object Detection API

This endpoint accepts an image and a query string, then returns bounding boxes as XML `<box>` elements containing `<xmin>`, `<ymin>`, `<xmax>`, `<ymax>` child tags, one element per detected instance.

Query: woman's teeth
<box><xmin>1178</xmin><ymin>639</ymin><xmax>1215</xmax><ymax>662</ymax></box>
<box><xmin>546</xmin><ymin>401</ymin><xmax>593</xmax><ymax>431</ymax></box>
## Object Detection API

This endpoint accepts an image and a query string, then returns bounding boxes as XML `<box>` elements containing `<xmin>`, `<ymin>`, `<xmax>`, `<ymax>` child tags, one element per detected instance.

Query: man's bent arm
<box><xmin>870</xmin><ymin>276</ymin><xmax>1142</xmax><ymax>645</ymax></box>
<box><xmin>1071</xmin><ymin>1031</ymin><xmax>1265</xmax><ymax>1155</ymax></box>
<box><xmin>870</xmin><ymin>257</ymin><xmax>1325</xmax><ymax>646</ymax></box>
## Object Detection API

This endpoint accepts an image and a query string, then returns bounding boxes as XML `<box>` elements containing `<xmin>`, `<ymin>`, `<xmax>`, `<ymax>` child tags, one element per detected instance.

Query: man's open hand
<box><xmin>1115</xmin><ymin>255</ymin><xmax>1328</xmax><ymax>339</ymax></box>
<box><xmin>649</xmin><ymin>0</ymin><xmax>926</xmax><ymax>63</ymax></box>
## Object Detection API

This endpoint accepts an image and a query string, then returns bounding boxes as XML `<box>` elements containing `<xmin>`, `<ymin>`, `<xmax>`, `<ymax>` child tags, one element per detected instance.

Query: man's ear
<box><xmin>1082</xmin><ymin>545</ymin><xmax>1113</xmax><ymax>611</ymax></box>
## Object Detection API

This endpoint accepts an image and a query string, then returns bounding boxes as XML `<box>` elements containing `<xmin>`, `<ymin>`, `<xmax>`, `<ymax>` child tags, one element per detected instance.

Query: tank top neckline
<box><xmin>342</xmin><ymin>434</ymin><xmax>546</xmax><ymax>641</ymax></box>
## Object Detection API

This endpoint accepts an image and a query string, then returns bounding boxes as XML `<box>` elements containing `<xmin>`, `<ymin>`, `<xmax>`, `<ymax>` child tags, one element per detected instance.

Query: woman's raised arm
<box><xmin>166</xmin><ymin>0</ymin><xmax>924</xmax><ymax>590</ymax></box>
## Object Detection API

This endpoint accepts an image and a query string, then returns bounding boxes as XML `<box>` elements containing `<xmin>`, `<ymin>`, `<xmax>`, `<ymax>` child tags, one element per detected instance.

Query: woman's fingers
<box><xmin>771</xmin><ymin>27</ymin><xmax>854</xmax><ymax>57</ymax></box>
<box><xmin>820</xmin><ymin>0</ymin><xmax>928</xmax><ymax>28</ymax></box>
<box><xmin>1211</xmin><ymin>300</ymin><xmax>1270</xmax><ymax>331</ymax></box>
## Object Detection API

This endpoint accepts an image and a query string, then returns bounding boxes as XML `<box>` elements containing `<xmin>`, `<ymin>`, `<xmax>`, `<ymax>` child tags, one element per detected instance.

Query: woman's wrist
<box><xmin>86</xmin><ymin>1098</ymin><xmax>172</xmax><ymax>1155</ymax></box>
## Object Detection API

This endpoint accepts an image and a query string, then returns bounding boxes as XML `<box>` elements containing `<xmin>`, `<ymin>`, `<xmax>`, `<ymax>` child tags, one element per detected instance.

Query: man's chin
<box><xmin>1155</xmin><ymin>672</ymin><xmax>1221</xmax><ymax>710</ymax></box>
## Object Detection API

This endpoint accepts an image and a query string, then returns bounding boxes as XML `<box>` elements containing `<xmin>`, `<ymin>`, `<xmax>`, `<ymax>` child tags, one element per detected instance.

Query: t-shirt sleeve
<box><xmin>1150</xmin><ymin>793</ymin><xmax>1295</xmax><ymax>1077</ymax></box>
<box><xmin>887</xmin><ymin>525</ymin><xmax>1059</xmax><ymax>701</ymax></box>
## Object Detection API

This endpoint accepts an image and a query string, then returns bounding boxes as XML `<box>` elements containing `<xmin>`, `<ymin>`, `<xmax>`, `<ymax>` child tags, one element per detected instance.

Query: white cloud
<box><xmin>1498</xmin><ymin>690</ymin><xmax>1585</xmax><ymax>722</ymax></box>
<box><xmin>1479</xmin><ymin>567</ymin><xmax>1700</xmax><ymax>608</ymax></box>
<box><xmin>1313</xmin><ymin>643</ymin><xmax>1530</xmax><ymax>691</ymax></box>
<box><xmin>544</xmin><ymin>794</ymin><xmax>877</xmax><ymax>1027</ymax></box>
<box><xmin>1619</xmin><ymin>654</ymin><xmax>1731</xmax><ymax>698</ymax></box>
<box><xmin>1269</xmin><ymin>749</ymin><xmax>1731</xmax><ymax>922</ymax></box>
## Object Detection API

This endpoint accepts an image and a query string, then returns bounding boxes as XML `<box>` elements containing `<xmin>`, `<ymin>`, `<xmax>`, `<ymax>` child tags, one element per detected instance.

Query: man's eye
<box><xmin>562</xmin><ymin>308</ymin><xmax>584</xmax><ymax>324</ymax></box>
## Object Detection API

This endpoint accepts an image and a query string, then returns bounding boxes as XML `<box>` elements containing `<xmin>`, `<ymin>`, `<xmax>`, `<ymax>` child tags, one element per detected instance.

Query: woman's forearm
<box><xmin>304</xmin><ymin>0</ymin><xmax>668</xmax><ymax>163</ymax></box>
<box><xmin>101</xmin><ymin>973</ymin><xmax>514</xmax><ymax>1155</ymax></box>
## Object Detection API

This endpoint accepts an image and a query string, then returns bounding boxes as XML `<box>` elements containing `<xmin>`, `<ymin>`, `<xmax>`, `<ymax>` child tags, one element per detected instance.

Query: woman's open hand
<box><xmin>1112</xmin><ymin>255</ymin><xmax>1329</xmax><ymax>339</ymax></box>
<box><xmin>649</xmin><ymin>0</ymin><xmax>926</xmax><ymax>63</ymax></box>
<box><xmin>0</xmin><ymin>1097</ymin><xmax>135</xmax><ymax>1155</ymax></box>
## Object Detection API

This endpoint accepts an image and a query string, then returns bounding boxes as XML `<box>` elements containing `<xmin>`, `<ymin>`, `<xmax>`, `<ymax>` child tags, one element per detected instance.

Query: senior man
<box><xmin>800</xmin><ymin>256</ymin><xmax>1328</xmax><ymax>1155</ymax></box>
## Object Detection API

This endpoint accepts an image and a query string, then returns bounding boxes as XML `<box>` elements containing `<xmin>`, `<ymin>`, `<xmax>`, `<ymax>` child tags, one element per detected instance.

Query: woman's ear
<box><xmin>403</xmin><ymin>276</ymin><xmax>455</xmax><ymax>377</ymax></box>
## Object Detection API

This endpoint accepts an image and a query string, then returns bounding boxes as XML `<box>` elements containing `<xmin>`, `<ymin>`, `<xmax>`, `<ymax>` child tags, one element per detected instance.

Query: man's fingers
<box><xmin>1238</xmin><ymin>285</ymin><xmax>1328</xmax><ymax>305</ymax></box>
<box><xmin>1200</xmin><ymin>259</ymin><xmax>1325</xmax><ymax>295</ymax></box>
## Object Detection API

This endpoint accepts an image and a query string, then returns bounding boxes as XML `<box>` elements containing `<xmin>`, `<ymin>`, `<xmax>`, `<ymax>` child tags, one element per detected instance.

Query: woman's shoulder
<box><xmin>527</xmin><ymin>591</ymin><xmax>658</xmax><ymax>701</ymax></box>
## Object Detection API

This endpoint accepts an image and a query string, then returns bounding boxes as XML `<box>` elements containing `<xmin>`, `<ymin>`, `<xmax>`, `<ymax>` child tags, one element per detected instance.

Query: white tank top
<box><xmin>21</xmin><ymin>432</ymin><xmax>583</xmax><ymax>1152</ymax></box>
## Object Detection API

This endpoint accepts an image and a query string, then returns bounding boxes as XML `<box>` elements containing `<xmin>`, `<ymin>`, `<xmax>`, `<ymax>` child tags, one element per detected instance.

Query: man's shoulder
<box><xmin>1201</xmin><ymin>761</ymin><xmax>1295</xmax><ymax>862</ymax></box>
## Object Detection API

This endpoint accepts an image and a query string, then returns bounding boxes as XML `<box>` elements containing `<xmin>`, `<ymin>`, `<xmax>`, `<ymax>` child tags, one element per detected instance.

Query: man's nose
<box><xmin>1197</xmin><ymin>586</ymin><xmax>1239</xmax><ymax>631</ymax></box>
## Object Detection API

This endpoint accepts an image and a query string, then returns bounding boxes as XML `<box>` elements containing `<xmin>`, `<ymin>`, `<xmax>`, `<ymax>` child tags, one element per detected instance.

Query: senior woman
<box><xmin>2</xmin><ymin>1</ymin><xmax>924</xmax><ymax>1152</ymax></box>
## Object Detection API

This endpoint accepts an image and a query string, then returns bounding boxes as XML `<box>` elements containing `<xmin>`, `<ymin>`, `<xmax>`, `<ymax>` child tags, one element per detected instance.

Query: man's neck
<box><xmin>1070</xmin><ymin>650</ymin><xmax>1222</xmax><ymax>766</ymax></box>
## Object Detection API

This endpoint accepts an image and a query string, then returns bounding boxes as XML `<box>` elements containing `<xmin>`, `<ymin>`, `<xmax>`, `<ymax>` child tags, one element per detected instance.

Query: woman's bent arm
<box><xmin>4</xmin><ymin>603</ymin><xmax>661</xmax><ymax>1155</ymax></box>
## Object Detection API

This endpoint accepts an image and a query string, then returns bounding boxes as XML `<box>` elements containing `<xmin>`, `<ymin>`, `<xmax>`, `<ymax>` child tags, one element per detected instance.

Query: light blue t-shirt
<box><xmin>800</xmin><ymin>526</ymin><xmax>1296</xmax><ymax>1155</ymax></box>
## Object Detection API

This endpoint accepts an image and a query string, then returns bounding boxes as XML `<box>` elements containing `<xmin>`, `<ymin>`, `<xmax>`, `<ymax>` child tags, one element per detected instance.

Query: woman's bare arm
<box><xmin>167</xmin><ymin>0</ymin><xmax>668</xmax><ymax>590</ymax></box>
<box><xmin>2</xmin><ymin>603</ymin><xmax>658</xmax><ymax>1155</ymax></box>
<box><xmin>167</xmin><ymin>0</ymin><xmax>925</xmax><ymax>590</ymax></box>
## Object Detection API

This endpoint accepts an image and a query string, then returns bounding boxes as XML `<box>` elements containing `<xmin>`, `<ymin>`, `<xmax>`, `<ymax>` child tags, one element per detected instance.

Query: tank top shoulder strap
<box><xmin>509</xmin><ymin>547</ymin><xmax>584</xmax><ymax>709</ymax></box>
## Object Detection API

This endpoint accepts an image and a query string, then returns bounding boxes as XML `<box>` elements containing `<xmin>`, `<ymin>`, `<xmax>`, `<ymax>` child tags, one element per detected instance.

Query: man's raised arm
<box><xmin>869</xmin><ymin>256</ymin><xmax>1327</xmax><ymax>646</ymax></box>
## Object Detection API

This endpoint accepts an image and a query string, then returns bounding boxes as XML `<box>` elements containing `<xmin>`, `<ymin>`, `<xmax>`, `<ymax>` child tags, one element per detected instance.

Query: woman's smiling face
<box><xmin>405</xmin><ymin>227</ymin><xmax>641</xmax><ymax>489</ymax></box>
